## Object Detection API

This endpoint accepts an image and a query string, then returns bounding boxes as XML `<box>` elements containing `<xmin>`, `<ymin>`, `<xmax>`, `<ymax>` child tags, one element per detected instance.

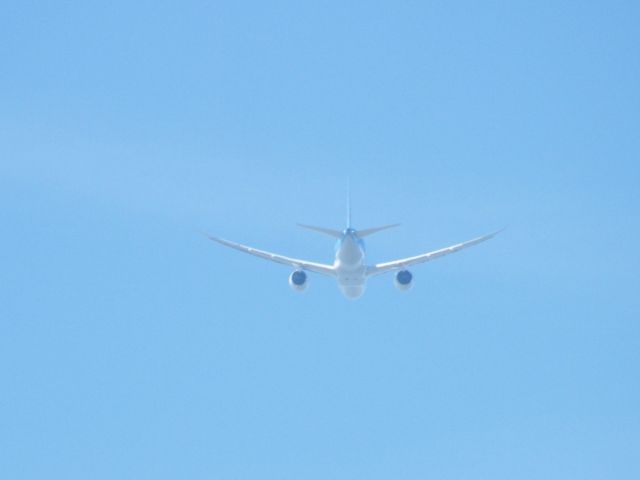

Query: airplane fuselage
<box><xmin>334</xmin><ymin>228</ymin><xmax>367</xmax><ymax>299</ymax></box>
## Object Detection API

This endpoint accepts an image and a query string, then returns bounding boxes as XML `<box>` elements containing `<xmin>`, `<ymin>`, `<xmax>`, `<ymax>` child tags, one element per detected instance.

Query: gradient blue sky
<box><xmin>1</xmin><ymin>1</ymin><xmax>639</xmax><ymax>479</ymax></box>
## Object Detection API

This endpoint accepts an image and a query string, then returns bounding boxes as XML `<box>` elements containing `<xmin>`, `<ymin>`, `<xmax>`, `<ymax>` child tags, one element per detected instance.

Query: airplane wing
<box><xmin>207</xmin><ymin>235</ymin><xmax>336</xmax><ymax>277</ymax></box>
<box><xmin>366</xmin><ymin>230</ymin><xmax>502</xmax><ymax>277</ymax></box>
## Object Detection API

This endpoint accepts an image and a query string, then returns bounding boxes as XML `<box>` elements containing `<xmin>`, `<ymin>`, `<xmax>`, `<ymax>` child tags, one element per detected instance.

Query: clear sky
<box><xmin>1</xmin><ymin>1</ymin><xmax>639</xmax><ymax>478</ymax></box>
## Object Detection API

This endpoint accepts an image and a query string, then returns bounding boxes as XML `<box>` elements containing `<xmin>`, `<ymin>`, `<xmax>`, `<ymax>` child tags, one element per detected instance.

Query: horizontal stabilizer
<box><xmin>358</xmin><ymin>224</ymin><xmax>401</xmax><ymax>237</ymax></box>
<box><xmin>297</xmin><ymin>224</ymin><xmax>343</xmax><ymax>238</ymax></box>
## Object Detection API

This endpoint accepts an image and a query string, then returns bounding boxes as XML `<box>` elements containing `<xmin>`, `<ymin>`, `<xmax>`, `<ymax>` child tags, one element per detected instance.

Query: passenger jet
<box><xmin>207</xmin><ymin>206</ymin><xmax>500</xmax><ymax>299</ymax></box>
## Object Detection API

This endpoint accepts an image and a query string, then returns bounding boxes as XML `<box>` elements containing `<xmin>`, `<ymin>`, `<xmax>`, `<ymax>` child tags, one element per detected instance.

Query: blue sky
<box><xmin>1</xmin><ymin>1</ymin><xmax>639</xmax><ymax>478</ymax></box>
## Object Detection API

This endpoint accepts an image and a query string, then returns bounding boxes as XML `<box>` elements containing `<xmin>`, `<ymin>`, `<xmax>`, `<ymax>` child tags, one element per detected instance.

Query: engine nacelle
<box><xmin>289</xmin><ymin>270</ymin><xmax>308</xmax><ymax>292</ymax></box>
<box><xmin>394</xmin><ymin>270</ymin><xmax>413</xmax><ymax>291</ymax></box>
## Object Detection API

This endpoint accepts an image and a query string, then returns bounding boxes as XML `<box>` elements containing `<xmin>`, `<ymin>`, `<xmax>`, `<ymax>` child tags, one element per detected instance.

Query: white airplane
<box><xmin>207</xmin><ymin>204</ymin><xmax>501</xmax><ymax>299</ymax></box>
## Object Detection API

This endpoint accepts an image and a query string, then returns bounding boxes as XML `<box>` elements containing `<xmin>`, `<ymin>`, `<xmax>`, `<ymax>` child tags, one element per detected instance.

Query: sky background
<box><xmin>1</xmin><ymin>1</ymin><xmax>639</xmax><ymax>478</ymax></box>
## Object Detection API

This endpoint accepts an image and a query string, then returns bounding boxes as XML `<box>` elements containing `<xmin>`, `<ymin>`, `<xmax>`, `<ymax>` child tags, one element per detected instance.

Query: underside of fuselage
<box><xmin>335</xmin><ymin>229</ymin><xmax>367</xmax><ymax>299</ymax></box>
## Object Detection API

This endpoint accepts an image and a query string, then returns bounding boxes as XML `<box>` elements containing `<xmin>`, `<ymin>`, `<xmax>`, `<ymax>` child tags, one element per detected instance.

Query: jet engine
<box><xmin>289</xmin><ymin>270</ymin><xmax>308</xmax><ymax>292</ymax></box>
<box><xmin>394</xmin><ymin>270</ymin><xmax>413</xmax><ymax>291</ymax></box>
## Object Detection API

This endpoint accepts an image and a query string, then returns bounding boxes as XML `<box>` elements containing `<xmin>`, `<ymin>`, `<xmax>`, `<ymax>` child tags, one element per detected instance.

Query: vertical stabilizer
<box><xmin>347</xmin><ymin>179</ymin><xmax>352</xmax><ymax>229</ymax></box>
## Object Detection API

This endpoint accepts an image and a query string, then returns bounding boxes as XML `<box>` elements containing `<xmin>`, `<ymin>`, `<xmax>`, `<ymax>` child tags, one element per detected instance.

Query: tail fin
<box><xmin>357</xmin><ymin>224</ymin><xmax>400</xmax><ymax>237</ymax></box>
<box><xmin>347</xmin><ymin>180</ymin><xmax>352</xmax><ymax>229</ymax></box>
<box><xmin>297</xmin><ymin>224</ymin><xmax>343</xmax><ymax>238</ymax></box>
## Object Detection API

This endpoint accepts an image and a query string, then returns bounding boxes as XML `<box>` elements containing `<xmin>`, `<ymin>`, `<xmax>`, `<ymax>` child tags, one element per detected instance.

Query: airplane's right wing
<box><xmin>207</xmin><ymin>235</ymin><xmax>336</xmax><ymax>277</ymax></box>
<box><xmin>366</xmin><ymin>230</ymin><xmax>502</xmax><ymax>277</ymax></box>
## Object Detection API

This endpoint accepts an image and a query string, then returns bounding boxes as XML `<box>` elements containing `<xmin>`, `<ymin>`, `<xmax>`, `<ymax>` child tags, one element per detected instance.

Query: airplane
<box><xmin>207</xmin><ymin>201</ymin><xmax>501</xmax><ymax>299</ymax></box>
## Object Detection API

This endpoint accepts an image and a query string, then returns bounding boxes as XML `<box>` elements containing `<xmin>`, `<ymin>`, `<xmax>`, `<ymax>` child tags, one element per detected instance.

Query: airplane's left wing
<box><xmin>207</xmin><ymin>235</ymin><xmax>336</xmax><ymax>277</ymax></box>
<box><xmin>366</xmin><ymin>230</ymin><xmax>502</xmax><ymax>277</ymax></box>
